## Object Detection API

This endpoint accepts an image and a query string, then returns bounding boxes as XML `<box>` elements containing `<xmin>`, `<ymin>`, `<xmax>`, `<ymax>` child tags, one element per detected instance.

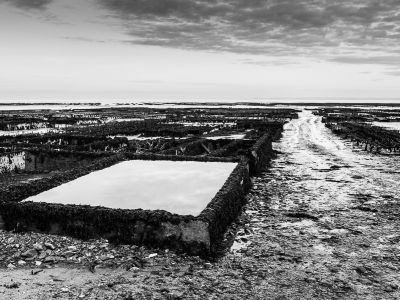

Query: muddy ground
<box><xmin>1</xmin><ymin>110</ymin><xmax>400</xmax><ymax>299</ymax></box>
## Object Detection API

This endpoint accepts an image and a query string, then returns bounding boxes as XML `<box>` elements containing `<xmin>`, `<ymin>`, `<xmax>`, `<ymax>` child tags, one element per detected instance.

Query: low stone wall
<box><xmin>198</xmin><ymin>158</ymin><xmax>251</xmax><ymax>253</ymax></box>
<box><xmin>0</xmin><ymin>157</ymin><xmax>251</xmax><ymax>256</ymax></box>
<box><xmin>0</xmin><ymin>201</ymin><xmax>210</xmax><ymax>255</ymax></box>
<box><xmin>248</xmin><ymin>132</ymin><xmax>274</xmax><ymax>175</ymax></box>
<box><xmin>124</xmin><ymin>152</ymin><xmax>238</xmax><ymax>163</ymax></box>
<box><xmin>0</xmin><ymin>132</ymin><xmax>276</xmax><ymax>256</ymax></box>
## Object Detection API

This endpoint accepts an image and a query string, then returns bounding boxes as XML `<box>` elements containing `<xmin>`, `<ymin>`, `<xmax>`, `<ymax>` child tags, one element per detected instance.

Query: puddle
<box><xmin>24</xmin><ymin>160</ymin><xmax>237</xmax><ymax>216</ymax></box>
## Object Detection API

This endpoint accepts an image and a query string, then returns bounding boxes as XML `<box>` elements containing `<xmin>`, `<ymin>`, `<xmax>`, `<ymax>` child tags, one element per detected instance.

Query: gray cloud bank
<box><xmin>100</xmin><ymin>1</ymin><xmax>399</xmax><ymax>49</ymax></box>
<box><xmin>2</xmin><ymin>0</ymin><xmax>51</xmax><ymax>9</ymax></box>
<box><xmin>3</xmin><ymin>0</ymin><xmax>400</xmax><ymax>66</ymax></box>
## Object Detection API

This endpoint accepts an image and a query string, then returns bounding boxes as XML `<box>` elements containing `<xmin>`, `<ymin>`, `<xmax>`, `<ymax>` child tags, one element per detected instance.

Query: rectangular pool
<box><xmin>24</xmin><ymin>160</ymin><xmax>237</xmax><ymax>216</ymax></box>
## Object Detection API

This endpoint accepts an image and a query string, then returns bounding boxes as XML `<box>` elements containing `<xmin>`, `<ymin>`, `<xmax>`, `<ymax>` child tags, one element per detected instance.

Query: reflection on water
<box><xmin>24</xmin><ymin>160</ymin><xmax>237</xmax><ymax>216</ymax></box>
<box><xmin>372</xmin><ymin>122</ymin><xmax>400</xmax><ymax>132</ymax></box>
<box><xmin>0</xmin><ymin>128</ymin><xmax>60</xmax><ymax>136</ymax></box>
<box><xmin>264</xmin><ymin>110</ymin><xmax>400</xmax><ymax>211</ymax></box>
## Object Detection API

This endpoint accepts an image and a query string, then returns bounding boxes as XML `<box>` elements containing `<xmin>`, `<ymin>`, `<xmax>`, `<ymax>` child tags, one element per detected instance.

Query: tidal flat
<box><xmin>1</xmin><ymin>103</ymin><xmax>400</xmax><ymax>299</ymax></box>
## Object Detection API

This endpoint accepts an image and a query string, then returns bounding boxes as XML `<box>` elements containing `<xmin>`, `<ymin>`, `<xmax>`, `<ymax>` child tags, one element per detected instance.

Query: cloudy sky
<box><xmin>1</xmin><ymin>0</ymin><xmax>399</xmax><ymax>102</ymax></box>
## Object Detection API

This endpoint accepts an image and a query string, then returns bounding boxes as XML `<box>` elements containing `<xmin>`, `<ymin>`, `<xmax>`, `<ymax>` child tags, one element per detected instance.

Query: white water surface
<box><xmin>0</xmin><ymin>128</ymin><xmax>60</xmax><ymax>136</ymax></box>
<box><xmin>205</xmin><ymin>134</ymin><xmax>246</xmax><ymax>140</ymax></box>
<box><xmin>24</xmin><ymin>160</ymin><xmax>236</xmax><ymax>216</ymax></box>
<box><xmin>372</xmin><ymin>122</ymin><xmax>400</xmax><ymax>132</ymax></box>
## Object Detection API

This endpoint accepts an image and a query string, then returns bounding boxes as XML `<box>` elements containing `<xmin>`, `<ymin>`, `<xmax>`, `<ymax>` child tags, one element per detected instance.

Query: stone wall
<box><xmin>0</xmin><ymin>131</ymin><xmax>277</xmax><ymax>256</ymax></box>
<box><xmin>0</xmin><ymin>157</ymin><xmax>251</xmax><ymax>256</ymax></box>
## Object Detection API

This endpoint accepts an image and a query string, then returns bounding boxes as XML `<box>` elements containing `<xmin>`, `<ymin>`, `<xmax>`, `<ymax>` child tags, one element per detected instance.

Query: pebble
<box><xmin>21</xmin><ymin>249</ymin><xmax>37</xmax><ymax>258</ymax></box>
<box><xmin>17</xmin><ymin>260</ymin><xmax>26</xmax><ymax>266</ymax></box>
<box><xmin>204</xmin><ymin>263</ymin><xmax>213</xmax><ymax>269</ymax></box>
<box><xmin>33</xmin><ymin>243</ymin><xmax>44</xmax><ymax>251</ymax></box>
<box><xmin>44</xmin><ymin>242</ymin><xmax>56</xmax><ymax>250</ymax></box>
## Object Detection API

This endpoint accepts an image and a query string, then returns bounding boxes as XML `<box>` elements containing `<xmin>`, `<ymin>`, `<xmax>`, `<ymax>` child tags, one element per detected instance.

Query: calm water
<box><xmin>372</xmin><ymin>122</ymin><xmax>400</xmax><ymax>132</ymax></box>
<box><xmin>24</xmin><ymin>160</ymin><xmax>236</xmax><ymax>216</ymax></box>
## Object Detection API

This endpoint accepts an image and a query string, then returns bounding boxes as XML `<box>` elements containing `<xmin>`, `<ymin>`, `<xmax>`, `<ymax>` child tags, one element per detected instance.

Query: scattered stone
<box><xmin>129</xmin><ymin>267</ymin><xmax>140</xmax><ymax>272</ymax></box>
<box><xmin>7</xmin><ymin>263</ymin><xmax>16</xmax><ymax>269</ymax></box>
<box><xmin>4</xmin><ymin>282</ymin><xmax>21</xmax><ymax>289</ymax></box>
<box><xmin>21</xmin><ymin>249</ymin><xmax>38</xmax><ymax>258</ymax></box>
<box><xmin>31</xmin><ymin>269</ymin><xmax>43</xmax><ymax>275</ymax></box>
<box><xmin>285</xmin><ymin>212</ymin><xmax>318</xmax><ymax>221</ymax></box>
<box><xmin>33</xmin><ymin>243</ymin><xmax>44</xmax><ymax>251</ymax></box>
<box><xmin>17</xmin><ymin>260</ymin><xmax>26</xmax><ymax>266</ymax></box>
<box><xmin>204</xmin><ymin>263</ymin><xmax>213</xmax><ymax>269</ymax></box>
<box><xmin>44</xmin><ymin>242</ymin><xmax>56</xmax><ymax>250</ymax></box>
<box><xmin>44</xmin><ymin>255</ymin><xmax>58</xmax><ymax>263</ymax></box>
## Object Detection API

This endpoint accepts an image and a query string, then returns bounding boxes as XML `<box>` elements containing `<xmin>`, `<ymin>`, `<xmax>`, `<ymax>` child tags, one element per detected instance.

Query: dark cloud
<box><xmin>4</xmin><ymin>0</ymin><xmax>400</xmax><ymax>66</ymax></box>
<box><xmin>2</xmin><ymin>0</ymin><xmax>52</xmax><ymax>10</ymax></box>
<box><xmin>97</xmin><ymin>0</ymin><xmax>400</xmax><ymax>63</ymax></box>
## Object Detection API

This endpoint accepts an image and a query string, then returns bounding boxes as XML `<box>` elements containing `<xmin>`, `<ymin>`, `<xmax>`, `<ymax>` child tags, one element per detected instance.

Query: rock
<box><xmin>33</xmin><ymin>243</ymin><xmax>44</xmax><ymax>251</ymax></box>
<box><xmin>384</xmin><ymin>283</ymin><xmax>398</xmax><ymax>291</ymax></box>
<box><xmin>21</xmin><ymin>249</ymin><xmax>37</xmax><ymax>258</ymax></box>
<box><xmin>355</xmin><ymin>266</ymin><xmax>368</xmax><ymax>275</ymax></box>
<box><xmin>44</xmin><ymin>255</ymin><xmax>58</xmax><ymax>263</ymax></box>
<box><xmin>99</xmin><ymin>255</ymin><xmax>110</xmax><ymax>261</ymax></box>
<box><xmin>7</xmin><ymin>263</ymin><xmax>16</xmax><ymax>269</ymax></box>
<box><xmin>44</xmin><ymin>242</ymin><xmax>56</xmax><ymax>250</ymax></box>
<box><xmin>35</xmin><ymin>261</ymin><xmax>42</xmax><ymax>266</ymax></box>
<box><xmin>4</xmin><ymin>282</ymin><xmax>21</xmax><ymax>289</ymax></box>
<box><xmin>12</xmin><ymin>251</ymin><xmax>21</xmax><ymax>258</ymax></box>
<box><xmin>204</xmin><ymin>263</ymin><xmax>213</xmax><ymax>269</ymax></box>
<box><xmin>88</xmin><ymin>263</ymin><xmax>97</xmax><ymax>273</ymax></box>
<box><xmin>17</xmin><ymin>260</ymin><xmax>26</xmax><ymax>266</ymax></box>
<box><xmin>63</xmin><ymin>251</ymin><xmax>76</xmax><ymax>257</ymax></box>
<box><xmin>67</xmin><ymin>246</ymin><xmax>77</xmax><ymax>251</ymax></box>
<box><xmin>147</xmin><ymin>253</ymin><xmax>158</xmax><ymax>259</ymax></box>
<box><xmin>61</xmin><ymin>287</ymin><xmax>69</xmax><ymax>292</ymax></box>
<box><xmin>129</xmin><ymin>267</ymin><xmax>140</xmax><ymax>272</ymax></box>
<box><xmin>31</xmin><ymin>269</ymin><xmax>43</xmax><ymax>275</ymax></box>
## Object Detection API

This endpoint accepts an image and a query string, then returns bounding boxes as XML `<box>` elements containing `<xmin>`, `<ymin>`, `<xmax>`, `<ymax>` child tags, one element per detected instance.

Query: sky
<box><xmin>0</xmin><ymin>0</ymin><xmax>399</xmax><ymax>102</ymax></box>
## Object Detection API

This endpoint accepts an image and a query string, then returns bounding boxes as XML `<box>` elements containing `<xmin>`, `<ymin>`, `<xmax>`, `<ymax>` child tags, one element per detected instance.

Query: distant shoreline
<box><xmin>0</xmin><ymin>101</ymin><xmax>400</xmax><ymax>107</ymax></box>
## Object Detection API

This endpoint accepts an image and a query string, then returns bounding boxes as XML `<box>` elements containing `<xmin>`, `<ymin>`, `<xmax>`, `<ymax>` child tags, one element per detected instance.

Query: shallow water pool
<box><xmin>372</xmin><ymin>122</ymin><xmax>400</xmax><ymax>132</ymax></box>
<box><xmin>24</xmin><ymin>160</ymin><xmax>237</xmax><ymax>216</ymax></box>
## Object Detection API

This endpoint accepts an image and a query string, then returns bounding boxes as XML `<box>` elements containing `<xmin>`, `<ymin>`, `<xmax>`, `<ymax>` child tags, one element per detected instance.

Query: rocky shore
<box><xmin>1</xmin><ymin>171</ymin><xmax>400</xmax><ymax>299</ymax></box>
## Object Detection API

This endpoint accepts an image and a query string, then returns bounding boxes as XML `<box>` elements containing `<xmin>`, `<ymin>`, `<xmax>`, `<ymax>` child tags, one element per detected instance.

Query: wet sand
<box><xmin>1</xmin><ymin>110</ymin><xmax>400</xmax><ymax>299</ymax></box>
